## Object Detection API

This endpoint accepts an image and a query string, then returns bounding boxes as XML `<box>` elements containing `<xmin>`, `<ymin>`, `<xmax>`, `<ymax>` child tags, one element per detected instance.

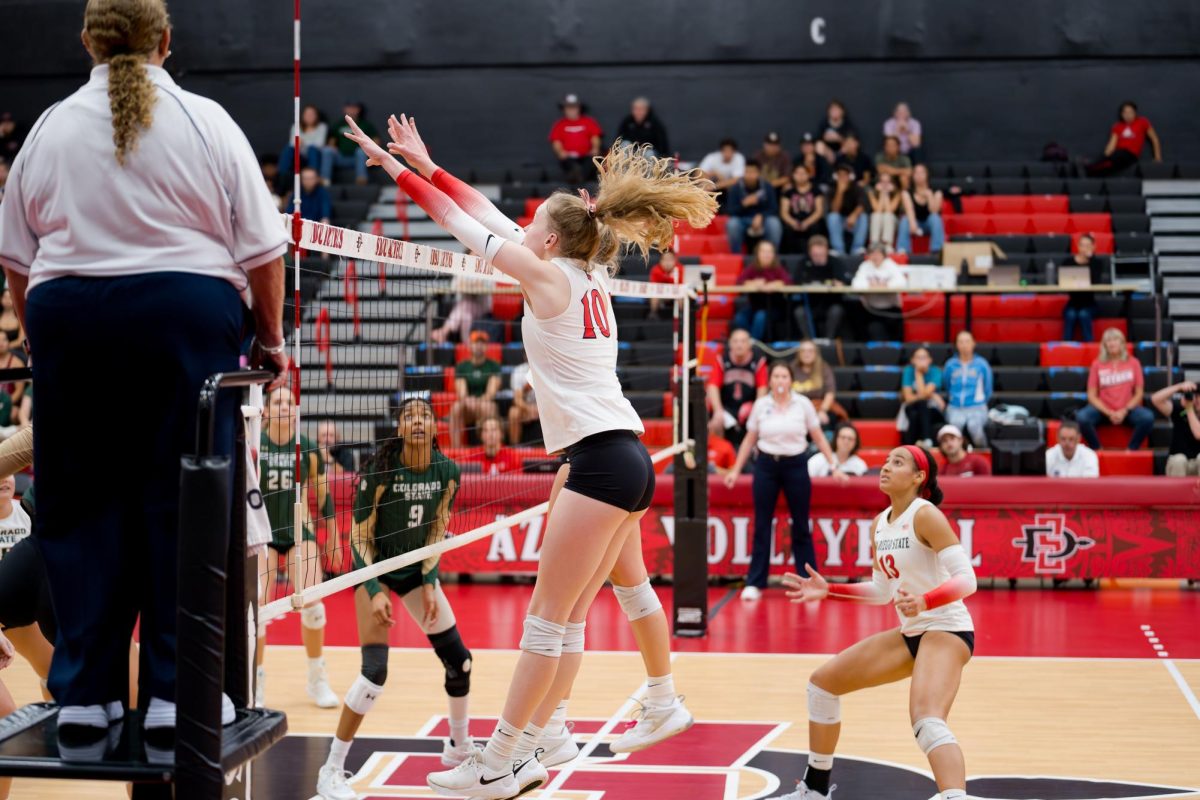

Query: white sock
<box><xmin>449</xmin><ymin>718</ymin><xmax>470</xmax><ymax>747</ymax></box>
<box><xmin>448</xmin><ymin>694</ymin><xmax>470</xmax><ymax>744</ymax></box>
<box><xmin>308</xmin><ymin>657</ymin><xmax>325</xmax><ymax>678</ymax></box>
<box><xmin>512</xmin><ymin>722</ymin><xmax>544</xmax><ymax>760</ymax></box>
<box><xmin>326</xmin><ymin>737</ymin><xmax>352</xmax><ymax>771</ymax></box>
<box><xmin>941</xmin><ymin>791</ymin><xmax>967</xmax><ymax>800</ymax></box>
<box><xmin>808</xmin><ymin>751</ymin><xmax>834</xmax><ymax>770</ymax></box>
<box><xmin>482</xmin><ymin>717</ymin><xmax>521</xmax><ymax>771</ymax></box>
<box><xmin>548</xmin><ymin>700</ymin><xmax>569</xmax><ymax>736</ymax></box>
<box><xmin>645</xmin><ymin>675</ymin><xmax>675</xmax><ymax>706</ymax></box>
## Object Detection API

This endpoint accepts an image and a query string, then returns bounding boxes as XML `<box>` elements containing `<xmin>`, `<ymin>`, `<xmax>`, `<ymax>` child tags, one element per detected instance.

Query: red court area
<box><xmin>265</xmin><ymin>583</ymin><xmax>1200</xmax><ymax>660</ymax></box>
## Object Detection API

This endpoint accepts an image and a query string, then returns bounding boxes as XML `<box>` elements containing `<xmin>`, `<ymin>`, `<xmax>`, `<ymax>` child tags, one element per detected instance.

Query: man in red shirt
<box><xmin>549</xmin><ymin>93</ymin><xmax>602</xmax><ymax>184</ymax></box>
<box><xmin>1085</xmin><ymin>101</ymin><xmax>1163</xmax><ymax>176</ymax></box>
<box><xmin>707</xmin><ymin>426</ymin><xmax>737</xmax><ymax>476</ymax></box>
<box><xmin>467</xmin><ymin>417</ymin><xmax>523</xmax><ymax>475</ymax></box>
<box><xmin>936</xmin><ymin>424</ymin><xmax>992</xmax><ymax>477</ymax></box>
<box><xmin>705</xmin><ymin>328</ymin><xmax>768</xmax><ymax>447</ymax></box>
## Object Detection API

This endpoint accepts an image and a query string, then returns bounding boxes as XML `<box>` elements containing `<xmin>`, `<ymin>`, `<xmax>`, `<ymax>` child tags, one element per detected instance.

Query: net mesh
<box><xmin>257</xmin><ymin>204</ymin><xmax>691</xmax><ymax>618</ymax></box>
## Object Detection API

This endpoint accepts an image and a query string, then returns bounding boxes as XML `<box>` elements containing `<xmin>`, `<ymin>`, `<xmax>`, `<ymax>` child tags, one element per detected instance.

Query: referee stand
<box><xmin>0</xmin><ymin>370</ymin><xmax>286</xmax><ymax>799</ymax></box>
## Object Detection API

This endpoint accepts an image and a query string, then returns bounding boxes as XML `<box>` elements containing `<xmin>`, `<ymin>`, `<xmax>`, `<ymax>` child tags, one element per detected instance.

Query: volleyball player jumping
<box><xmin>774</xmin><ymin>445</ymin><xmax>977</xmax><ymax>800</ymax></box>
<box><xmin>257</xmin><ymin>386</ymin><xmax>339</xmax><ymax>708</ymax></box>
<box><xmin>343</xmin><ymin>116</ymin><xmax>715</xmax><ymax>798</ymax></box>
<box><xmin>316</xmin><ymin>396</ymin><xmax>476</xmax><ymax>800</ymax></box>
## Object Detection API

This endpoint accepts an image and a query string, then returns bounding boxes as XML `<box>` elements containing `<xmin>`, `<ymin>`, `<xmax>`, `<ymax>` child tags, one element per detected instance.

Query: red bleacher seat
<box><xmin>985</xmin><ymin>196</ymin><xmax>1030</xmax><ymax>214</ymax></box>
<box><xmin>491</xmin><ymin>293</ymin><xmax>523</xmax><ymax>321</ymax></box>
<box><xmin>706</xmin><ymin>253</ymin><xmax>744</xmax><ymax>284</ymax></box>
<box><xmin>973</xmin><ymin>319</ymin><xmax>1060</xmax><ymax>343</ymax></box>
<box><xmin>856</xmin><ymin>421</ymin><xmax>901</xmax><ymax>449</ymax></box>
<box><xmin>443</xmin><ymin>369</ymin><xmax>457</xmax><ymax>392</ymax></box>
<box><xmin>643</xmin><ymin>419</ymin><xmax>674</xmax><ymax>446</ymax></box>
<box><xmin>903</xmin><ymin>320</ymin><xmax>947</xmax><ymax>342</ymax></box>
<box><xmin>1029</xmin><ymin>213</ymin><xmax>1071</xmax><ymax>234</ymax></box>
<box><xmin>455</xmin><ymin>343</ymin><xmax>502</xmax><ymax>363</ymax></box>
<box><xmin>1073</xmin><ymin>231</ymin><xmax>1114</xmax><ymax>255</ymax></box>
<box><xmin>663</xmin><ymin>392</ymin><xmax>673</xmax><ymax>418</ymax></box>
<box><xmin>891</xmin><ymin>252</ymin><xmax>909</xmax><ymax>265</ymax></box>
<box><xmin>705</xmin><ymin>293</ymin><xmax>736</xmax><ymax>320</ymax></box>
<box><xmin>524</xmin><ymin>197</ymin><xmax>545</xmax><ymax>217</ymax></box>
<box><xmin>960</xmin><ymin>197</ymin><xmax>991</xmax><ymax>214</ymax></box>
<box><xmin>946</xmin><ymin>214</ymin><xmax>989</xmax><ymax>235</ymax></box>
<box><xmin>989</xmin><ymin>214</ymin><xmax>1030</xmax><ymax>234</ymax></box>
<box><xmin>1093</xmin><ymin>318</ymin><xmax>1128</xmax><ymax>337</ymax></box>
<box><xmin>431</xmin><ymin>391</ymin><xmax>455</xmax><ymax>418</ymax></box>
<box><xmin>986</xmin><ymin>295</ymin><xmax>1040</xmax><ymax>317</ymax></box>
<box><xmin>1098</xmin><ymin>450</ymin><xmax>1153</xmax><ymax>475</ymax></box>
<box><xmin>436</xmin><ymin>420</ymin><xmax>450</xmax><ymax>442</ymax></box>
<box><xmin>1046</xmin><ymin>420</ymin><xmax>1145</xmax><ymax>450</ymax></box>
<box><xmin>857</xmin><ymin>448</ymin><xmax>891</xmax><ymax>469</ymax></box>
<box><xmin>1035</xmin><ymin>294</ymin><xmax>1070</xmax><ymax>316</ymax></box>
<box><xmin>704</xmin><ymin>215</ymin><xmax>728</xmax><ymax>235</ymax></box>
<box><xmin>1027</xmin><ymin>195</ymin><xmax>1069</xmax><ymax>214</ymax></box>
<box><xmin>1040</xmin><ymin>341</ymin><xmax>1133</xmax><ymax>367</ymax></box>
<box><xmin>1067</xmin><ymin>212</ymin><xmax>1111</xmax><ymax>234</ymax></box>
<box><xmin>675</xmin><ymin>233</ymin><xmax>712</xmax><ymax>256</ymax></box>
<box><xmin>705</xmin><ymin>319</ymin><xmax>730</xmax><ymax>341</ymax></box>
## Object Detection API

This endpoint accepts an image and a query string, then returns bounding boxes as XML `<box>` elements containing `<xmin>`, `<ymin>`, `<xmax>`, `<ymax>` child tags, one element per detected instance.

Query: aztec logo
<box><xmin>255</xmin><ymin>720</ymin><xmax>1196</xmax><ymax>800</ymax></box>
<box><xmin>1012</xmin><ymin>512</ymin><xmax>1096</xmax><ymax>575</ymax></box>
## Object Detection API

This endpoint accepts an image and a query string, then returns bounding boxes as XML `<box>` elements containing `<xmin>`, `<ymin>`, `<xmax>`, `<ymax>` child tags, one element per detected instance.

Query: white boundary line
<box><xmin>1164</xmin><ymin>660</ymin><xmax>1200</xmax><ymax>721</ymax></box>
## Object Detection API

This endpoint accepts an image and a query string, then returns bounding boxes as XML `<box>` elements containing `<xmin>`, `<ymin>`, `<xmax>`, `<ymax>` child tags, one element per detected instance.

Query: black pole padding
<box><xmin>223</xmin><ymin>419</ymin><xmax>253</xmax><ymax>712</ymax></box>
<box><xmin>175</xmin><ymin>454</ymin><xmax>232</xmax><ymax>800</ymax></box>
<box><xmin>672</xmin><ymin>373</ymin><xmax>710</xmax><ymax>634</ymax></box>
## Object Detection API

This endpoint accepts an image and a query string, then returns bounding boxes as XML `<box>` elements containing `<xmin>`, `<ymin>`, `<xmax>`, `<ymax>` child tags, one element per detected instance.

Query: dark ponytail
<box><xmin>919</xmin><ymin>446</ymin><xmax>945</xmax><ymax>506</ymax></box>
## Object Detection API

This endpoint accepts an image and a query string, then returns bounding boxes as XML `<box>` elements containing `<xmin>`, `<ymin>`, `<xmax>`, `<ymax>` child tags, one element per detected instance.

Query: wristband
<box><xmin>257</xmin><ymin>338</ymin><xmax>286</xmax><ymax>356</ymax></box>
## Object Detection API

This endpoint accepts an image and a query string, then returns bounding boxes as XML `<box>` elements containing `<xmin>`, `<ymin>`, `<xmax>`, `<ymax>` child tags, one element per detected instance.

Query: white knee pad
<box><xmin>561</xmin><ymin>621</ymin><xmax>586</xmax><ymax>654</ymax></box>
<box><xmin>807</xmin><ymin>682</ymin><xmax>841</xmax><ymax>724</ymax></box>
<box><xmin>612</xmin><ymin>579</ymin><xmax>662</xmax><ymax>622</ymax></box>
<box><xmin>300</xmin><ymin>601</ymin><xmax>327</xmax><ymax>630</ymax></box>
<box><xmin>519</xmin><ymin>615</ymin><xmax>566</xmax><ymax>657</ymax></box>
<box><xmin>344</xmin><ymin>674</ymin><xmax>384</xmax><ymax>716</ymax></box>
<box><xmin>913</xmin><ymin>717</ymin><xmax>957</xmax><ymax>755</ymax></box>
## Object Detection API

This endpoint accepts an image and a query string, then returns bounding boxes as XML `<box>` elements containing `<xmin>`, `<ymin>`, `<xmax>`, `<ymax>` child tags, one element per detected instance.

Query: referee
<box><xmin>0</xmin><ymin>0</ymin><xmax>287</xmax><ymax>735</ymax></box>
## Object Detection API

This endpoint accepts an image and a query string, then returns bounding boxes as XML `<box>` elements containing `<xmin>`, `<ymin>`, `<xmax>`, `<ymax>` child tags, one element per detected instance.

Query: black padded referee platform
<box><xmin>0</xmin><ymin>703</ymin><xmax>286</xmax><ymax>783</ymax></box>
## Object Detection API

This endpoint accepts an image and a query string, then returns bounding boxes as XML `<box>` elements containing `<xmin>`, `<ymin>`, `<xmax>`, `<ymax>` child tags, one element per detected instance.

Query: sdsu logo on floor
<box><xmin>255</xmin><ymin>720</ymin><xmax>1195</xmax><ymax>800</ymax></box>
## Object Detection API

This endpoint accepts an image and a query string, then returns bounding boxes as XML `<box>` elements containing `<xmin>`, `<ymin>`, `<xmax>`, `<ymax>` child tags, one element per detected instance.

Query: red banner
<box><xmin>439</xmin><ymin>476</ymin><xmax>1200</xmax><ymax>580</ymax></box>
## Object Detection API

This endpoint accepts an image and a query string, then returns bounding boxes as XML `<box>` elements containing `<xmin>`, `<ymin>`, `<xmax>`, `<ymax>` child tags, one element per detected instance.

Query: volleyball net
<box><xmin>257</xmin><ymin>214</ymin><xmax>698</xmax><ymax>622</ymax></box>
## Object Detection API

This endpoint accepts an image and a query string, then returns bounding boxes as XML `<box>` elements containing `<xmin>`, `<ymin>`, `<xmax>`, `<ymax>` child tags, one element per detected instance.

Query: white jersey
<box><xmin>873</xmin><ymin>498</ymin><xmax>974</xmax><ymax>635</ymax></box>
<box><xmin>521</xmin><ymin>258</ymin><xmax>644</xmax><ymax>453</ymax></box>
<box><xmin>0</xmin><ymin>502</ymin><xmax>32</xmax><ymax>559</ymax></box>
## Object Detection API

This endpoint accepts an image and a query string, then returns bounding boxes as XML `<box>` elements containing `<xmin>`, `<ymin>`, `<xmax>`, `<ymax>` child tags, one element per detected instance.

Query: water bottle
<box><xmin>1045</xmin><ymin>260</ymin><xmax>1057</xmax><ymax>286</ymax></box>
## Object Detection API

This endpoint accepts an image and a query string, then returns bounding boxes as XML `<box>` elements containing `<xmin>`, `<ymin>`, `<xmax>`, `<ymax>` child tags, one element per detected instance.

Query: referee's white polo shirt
<box><xmin>0</xmin><ymin>64</ymin><xmax>288</xmax><ymax>292</ymax></box>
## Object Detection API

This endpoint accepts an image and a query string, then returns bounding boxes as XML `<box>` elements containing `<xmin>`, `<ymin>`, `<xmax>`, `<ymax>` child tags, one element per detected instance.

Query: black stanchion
<box><xmin>672</xmin><ymin>288</ymin><xmax>710</xmax><ymax>637</ymax></box>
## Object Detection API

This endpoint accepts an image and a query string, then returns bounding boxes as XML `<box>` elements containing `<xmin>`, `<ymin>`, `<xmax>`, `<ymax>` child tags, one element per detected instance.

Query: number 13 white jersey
<box><xmin>520</xmin><ymin>258</ymin><xmax>644</xmax><ymax>453</ymax></box>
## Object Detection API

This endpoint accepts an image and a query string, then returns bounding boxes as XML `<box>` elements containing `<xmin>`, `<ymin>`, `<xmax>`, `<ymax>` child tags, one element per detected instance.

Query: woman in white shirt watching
<box><xmin>809</xmin><ymin>422</ymin><xmax>869</xmax><ymax>477</ymax></box>
<box><xmin>726</xmin><ymin>361</ymin><xmax>847</xmax><ymax>600</ymax></box>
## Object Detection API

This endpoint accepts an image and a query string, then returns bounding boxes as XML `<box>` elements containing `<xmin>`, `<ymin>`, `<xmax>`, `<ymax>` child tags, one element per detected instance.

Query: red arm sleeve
<box><xmin>430</xmin><ymin>168</ymin><xmax>524</xmax><ymax>244</ymax></box>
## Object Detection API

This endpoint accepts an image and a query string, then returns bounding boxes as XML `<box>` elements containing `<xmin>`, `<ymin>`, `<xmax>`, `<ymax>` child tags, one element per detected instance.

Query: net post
<box><xmin>672</xmin><ymin>290</ymin><xmax>708</xmax><ymax>637</ymax></box>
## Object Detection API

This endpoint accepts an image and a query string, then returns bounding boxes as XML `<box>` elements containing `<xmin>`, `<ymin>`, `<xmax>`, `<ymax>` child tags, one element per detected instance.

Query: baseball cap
<box><xmin>937</xmin><ymin>424</ymin><xmax>963</xmax><ymax>441</ymax></box>
<box><xmin>561</xmin><ymin>93</ymin><xmax>581</xmax><ymax>106</ymax></box>
<box><xmin>801</xmin><ymin>132</ymin><xmax>814</xmax><ymax>143</ymax></box>
<box><xmin>764</xmin><ymin>131</ymin><xmax>781</xmax><ymax>144</ymax></box>
<box><xmin>469</xmin><ymin>330</ymin><xmax>490</xmax><ymax>343</ymax></box>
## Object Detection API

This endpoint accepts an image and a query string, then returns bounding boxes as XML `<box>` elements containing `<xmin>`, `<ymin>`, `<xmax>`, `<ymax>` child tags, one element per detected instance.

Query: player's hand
<box><xmin>894</xmin><ymin>587</ymin><xmax>926</xmax><ymax>618</ymax></box>
<box><xmin>0</xmin><ymin>631</ymin><xmax>14</xmax><ymax>670</ymax></box>
<box><xmin>386</xmin><ymin>114</ymin><xmax>436</xmax><ymax>176</ymax></box>
<box><xmin>342</xmin><ymin>115</ymin><xmax>391</xmax><ymax>169</ymax></box>
<box><xmin>783</xmin><ymin>564</ymin><xmax>829</xmax><ymax>603</ymax></box>
<box><xmin>371</xmin><ymin>591</ymin><xmax>395</xmax><ymax>628</ymax></box>
<box><xmin>421</xmin><ymin>582</ymin><xmax>439</xmax><ymax>628</ymax></box>
<box><xmin>723</xmin><ymin>471</ymin><xmax>740</xmax><ymax>489</ymax></box>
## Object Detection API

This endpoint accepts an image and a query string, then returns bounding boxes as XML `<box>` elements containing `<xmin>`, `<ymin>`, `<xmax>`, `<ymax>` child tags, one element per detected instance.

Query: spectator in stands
<box><xmin>0</xmin><ymin>113</ymin><xmax>22</xmax><ymax>163</ymax></box>
<box><xmin>726</xmin><ymin>361</ymin><xmax>846</xmax><ymax>600</ymax></box>
<box><xmin>735</xmin><ymin>240</ymin><xmax>789</xmax><ymax>341</ymax></box>
<box><xmin>431</xmin><ymin>276</ymin><xmax>490</xmax><ymax>344</ymax></box>
<box><xmin>706</xmin><ymin>425</ymin><xmax>738</xmax><ymax>477</ymax></box>
<box><xmin>284</xmin><ymin>166</ymin><xmax>332</xmax><ymax>225</ymax></box>
<box><xmin>1078</xmin><ymin>327</ymin><xmax>1153</xmax><ymax>451</ymax></box>
<box><xmin>796</xmin><ymin>132</ymin><xmax>832</xmax><ymax>192</ymax></box>
<box><xmin>327</xmin><ymin>102</ymin><xmax>375</xmax><ymax>185</ymax></box>
<box><xmin>851</xmin><ymin>243</ymin><xmax>906</xmax><ymax>340</ymax></box>
<box><xmin>901</xmin><ymin>345</ymin><xmax>946</xmax><ymax>446</ymax></box>
<box><xmin>792</xmin><ymin>339</ymin><xmax>840</xmax><ymax>428</ymax></box>
<box><xmin>648</xmin><ymin>248</ymin><xmax>682</xmax><ymax>319</ymax></box>
<box><xmin>317</xmin><ymin>420</ymin><xmax>355</xmax><ymax>473</ymax></box>
<box><xmin>706</xmin><ymin>328</ymin><xmax>767</xmax><ymax>448</ymax></box>
<box><xmin>937</xmin><ymin>424</ymin><xmax>992</xmax><ymax>476</ymax></box>
<box><xmin>0</xmin><ymin>290</ymin><xmax>24</xmax><ymax>353</ymax></box>
<box><xmin>897</xmin><ymin>164</ymin><xmax>945</xmax><ymax>256</ymax></box>
<box><xmin>549</xmin><ymin>93</ymin><xmax>602</xmax><ymax>184</ymax></box>
<box><xmin>825</xmin><ymin>163</ymin><xmax>869</xmax><ymax>255</ymax></box>
<box><xmin>754</xmin><ymin>132</ymin><xmax>793</xmax><ymax>189</ymax></box>
<box><xmin>792</xmin><ymin>235</ymin><xmax>852</xmax><ymax>341</ymax></box>
<box><xmin>883</xmin><ymin>102</ymin><xmax>923</xmax><ymax>163</ymax></box>
<box><xmin>615</xmin><ymin>96</ymin><xmax>669</xmax><ymax>158</ymax></box>
<box><xmin>725</xmin><ymin>161</ymin><xmax>782</xmax><ymax>254</ymax></box>
<box><xmin>867</xmin><ymin>173</ymin><xmax>901</xmax><ymax>251</ymax></box>
<box><xmin>279</xmin><ymin>103</ymin><xmax>329</xmax><ymax>184</ymax></box>
<box><xmin>780</xmin><ymin>165</ymin><xmax>826</xmax><ymax>254</ymax></box>
<box><xmin>809</xmin><ymin>421</ymin><xmax>869</xmax><ymax>477</ymax></box>
<box><xmin>1152</xmin><ymin>380</ymin><xmax>1200</xmax><ymax>476</ymax></box>
<box><xmin>943</xmin><ymin>331</ymin><xmax>993</xmax><ymax>447</ymax></box>
<box><xmin>1084</xmin><ymin>101</ymin><xmax>1163</xmax><ymax>177</ymax></box>
<box><xmin>816</xmin><ymin>100</ymin><xmax>855</xmax><ymax>156</ymax></box>
<box><xmin>874</xmin><ymin>135</ymin><xmax>913</xmax><ymax>189</ymax></box>
<box><xmin>469</xmin><ymin>417</ymin><xmax>523</xmax><ymax>475</ymax></box>
<box><xmin>698</xmin><ymin>138</ymin><xmax>746</xmax><ymax>192</ymax></box>
<box><xmin>0</xmin><ymin>160</ymin><xmax>7</xmax><ymax>204</ymax></box>
<box><xmin>260</xmin><ymin>155</ymin><xmax>284</xmax><ymax>210</ymax></box>
<box><xmin>1059</xmin><ymin>233</ymin><xmax>1107</xmax><ymax>342</ymax></box>
<box><xmin>508</xmin><ymin>361</ymin><xmax>539</xmax><ymax>446</ymax></box>
<box><xmin>449</xmin><ymin>331</ymin><xmax>501</xmax><ymax>448</ymax></box>
<box><xmin>1045</xmin><ymin>420</ymin><xmax>1100</xmax><ymax>477</ymax></box>
<box><xmin>834</xmin><ymin>133</ymin><xmax>873</xmax><ymax>186</ymax></box>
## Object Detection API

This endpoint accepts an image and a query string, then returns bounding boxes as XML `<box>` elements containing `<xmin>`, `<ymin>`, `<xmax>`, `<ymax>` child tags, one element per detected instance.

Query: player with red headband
<box><xmin>774</xmin><ymin>445</ymin><xmax>978</xmax><ymax>800</ymax></box>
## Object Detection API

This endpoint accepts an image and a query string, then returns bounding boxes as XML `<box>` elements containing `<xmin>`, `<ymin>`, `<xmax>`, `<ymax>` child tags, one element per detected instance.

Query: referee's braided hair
<box><xmin>364</xmin><ymin>397</ymin><xmax>440</xmax><ymax>480</ymax></box>
<box><xmin>84</xmin><ymin>0</ymin><xmax>170</xmax><ymax>166</ymax></box>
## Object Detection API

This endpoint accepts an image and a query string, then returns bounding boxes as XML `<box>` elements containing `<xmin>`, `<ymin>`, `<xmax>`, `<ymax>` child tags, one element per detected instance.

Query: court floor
<box><xmin>4</xmin><ymin>586</ymin><xmax>1199</xmax><ymax>799</ymax></box>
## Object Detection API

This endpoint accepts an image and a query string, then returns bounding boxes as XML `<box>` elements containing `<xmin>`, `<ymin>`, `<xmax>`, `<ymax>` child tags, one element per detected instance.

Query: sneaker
<box><xmin>58</xmin><ymin>720</ymin><xmax>124</xmax><ymax>761</ymax></box>
<box><xmin>255</xmin><ymin>665</ymin><xmax>265</xmax><ymax>708</ymax></box>
<box><xmin>426</xmin><ymin>751</ymin><xmax>518</xmax><ymax>799</ymax></box>
<box><xmin>609</xmin><ymin>696</ymin><xmax>694</xmax><ymax>754</ymax></box>
<box><xmin>537</xmin><ymin>722</ymin><xmax>579</xmax><ymax>768</ymax></box>
<box><xmin>308</xmin><ymin>659</ymin><xmax>340</xmax><ymax>709</ymax></box>
<box><xmin>772</xmin><ymin>781</ymin><xmax>835</xmax><ymax>799</ymax></box>
<box><xmin>143</xmin><ymin>694</ymin><xmax>236</xmax><ymax>730</ymax></box>
<box><xmin>511</xmin><ymin>750</ymin><xmax>548</xmax><ymax>797</ymax></box>
<box><xmin>317</xmin><ymin>764</ymin><xmax>359</xmax><ymax>800</ymax></box>
<box><xmin>442</xmin><ymin>737</ymin><xmax>478</xmax><ymax>767</ymax></box>
<box><xmin>741</xmin><ymin>585</ymin><xmax>763</xmax><ymax>601</ymax></box>
<box><xmin>58</xmin><ymin>701</ymin><xmax>124</xmax><ymax>731</ymax></box>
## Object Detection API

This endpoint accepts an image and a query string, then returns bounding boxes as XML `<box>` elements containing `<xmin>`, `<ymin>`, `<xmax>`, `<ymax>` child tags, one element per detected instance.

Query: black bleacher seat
<box><xmin>1154</xmin><ymin>451</ymin><xmax>1170</xmax><ymax>475</ymax></box>
<box><xmin>856</xmin><ymin>392</ymin><xmax>901</xmax><ymax>419</ymax></box>
<box><xmin>1135</xmin><ymin>341</ymin><xmax>1174</xmax><ymax>364</ymax></box>
<box><xmin>986</xmin><ymin>178</ymin><xmax>1026</xmax><ymax>195</ymax></box>
<box><xmin>1047</xmin><ymin>367</ymin><xmax>1088</xmax><ymax>392</ymax></box>
<box><xmin>1128</xmin><ymin>295</ymin><xmax>1156</xmax><ymax>320</ymax></box>
<box><xmin>1030</xmin><ymin>235</ymin><xmax>1072</xmax><ymax>253</ymax></box>
<box><xmin>417</xmin><ymin>344</ymin><xmax>456</xmax><ymax>367</ymax></box>
<box><xmin>989</xmin><ymin>343</ymin><xmax>1041</xmax><ymax>366</ymax></box>
<box><xmin>497</xmin><ymin>198</ymin><xmax>526</xmax><ymax>219</ymax></box>
<box><xmin>1115</xmin><ymin>232</ymin><xmax>1152</xmax><ymax>255</ymax></box>
<box><xmin>620</xmin><ymin>367</ymin><xmax>670</xmax><ymax>392</ymax></box>
<box><xmin>633</xmin><ymin>320</ymin><xmax>674</xmax><ymax>342</ymax></box>
<box><xmin>992</xmin><ymin>393</ymin><xmax>1047</xmax><ymax>417</ymax></box>
<box><xmin>818</xmin><ymin>342</ymin><xmax>840</xmax><ymax>365</ymax></box>
<box><xmin>907</xmin><ymin>255</ymin><xmax>941</xmax><ymax>266</ymax></box>
<box><xmin>989</xmin><ymin>235</ymin><xmax>1033</xmax><ymax>254</ymax></box>
<box><xmin>950</xmin><ymin>161</ymin><xmax>990</xmax><ymax>179</ymax></box>
<box><xmin>500</xmin><ymin>184</ymin><xmax>536</xmax><ymax>200</ymax></box>
<box><xmin>1047</xmin><ymin>392</ymin><xmax>1088</xmax><ymax>418</ymax></box>
<box><xmin>1177</xmin><ymin>162</ymin><xmax>1200</xmax><ymax>179</ymax></box>
<box><xmin>1024</xmin><ymin>162</ymin><xmax>1063</xmax><ymax>178</ymax></box>
<box><xmin>617</xmin><ymin>345</ymin><xmax>638</xmax><ymax>367</ymax></box>
<box><xmin>1106</xmin><ymin>196</ymin><xmax>1145</xmax><ymax>214</ymax></box>
<box><xmin>1137</xmin><ymin>162</ymin><xmax>1176</xmax><ymax>180</ymax></box>
<box><xmin>903</xmin><ymin>342</ymin><xmax>953</xmax><ymax>363</ymax></box>
<box><xmin>862</xmin><ymin>342</ymin><xmax>903</xmax><ymax>365</ymax></box>
<box><xmin>631</xmin><ymin>341</ymin><xmax>673</xmax><ymax>365</ymax></box>
<box><xmin>1131</xmin><ymin>318</ymin><xmax>1171</xmax><ymax>342</ymax></box>
<box><xmin>988</xmin><ymin>163</ymin><xmax>1025</xmax><ymax>178</ymax></box>
<box><xmin>1094</xmin><ymin>294</ymin><xmax>1126</xmax><ymax>316</ymax></box>
<box><xmin>1103</xmin><ymin>178</ymin><xmax>1141</xmax><ymax>196</ymax></box>
<box><xmin>339</xmin><ymin>184</ymin><xmax>380</xmax><ymax>203</ymax></box>
<box><xmin>1067</xmin><ymin>178</ymin><xmax>1103</xmax><ymax>196</ymax></box>
<box><xmin>927</xmin><ymin>163</ymin><xmax>954</xmax><ymax>180</ymax></box>
<box><xmin>502</xmin><ymin>343</ymin><xmax>526</xmax><ymax>366</ymax></box>
<box><xmin>613</xmin><ymin>302</ymin><xmax>648</xmax><ymax>322</ymax></box>
<box><xmin>510</xmin><ymin>166</ymin><xmax>548</xmax><ymax>184</ymax></box>
<box><xmin>1027</xmin><ymin>178</ymin><xmax>1065</xmax><ymax>195</ymax></box>
<box><xmin>993</xmin><ymin>367</ymin><xmax>1045</xmax><ymax>392</ymax></box>
<box><xmin>1150</xmin><ymin>424</ymin><xmax>1173</xmax><ymax>448</ymax></box>
<box><xmin>1143</xmin><ymin>366</ymin><xmax>1183</xmax><ymax>393</ymax></box>
<box><xmin>403</xmin><ymin>366</ymin><xmax>446</xmax><ymax>393</ymax></box>
<box><xmin>337</xmin><ymin>200</ymin><xmax>371</xmax><ymax>221</ymax></box>
<box><xmin>859</xmin><ymin>366</ymin><xmax>902</xmax><ymax>391</ymax></box>
<box><xmin>832</xmin><ymin>366</ymin><xmax>859</xmax><ymax>391</ymax></box>
<box><xmin>835</xmin><ymin>393</ymin><xmax>858</xmax><ymax>417</ymax></box>
<box><xmin>1020</xmin><ymin>259</ymin><xmax>1047</xmax><ymax>283</ymax></box>
<box><xmin>331</xmin><ymin>217</ymin><xmax>361</xmax><ymax>230</ymax></box>
<box><xmin>1069</xmin><ymin>195</ymin><xmax>1107</xmax><ymax>213</ymax></box>
<box><xmin>839</xmin><ymin>343</ymin><xmax>864</xmax><ymax>366</ymax></box>
<box><xmin>1111</xmin><ymin>214</ymin><xmax>1150</xmax><ymax>233</ymax></box>
<box><xmin>469</xmin><ymin>167</ymin><xmax>510</xmax><ymax>184</ymax></box>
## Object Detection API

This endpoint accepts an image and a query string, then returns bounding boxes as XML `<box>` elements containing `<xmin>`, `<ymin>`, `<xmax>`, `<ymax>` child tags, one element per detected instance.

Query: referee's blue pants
<box><xmin>746</xmin><ymin>453</ymin><xmax>814</xmax><ymax>589</ymax></box>
<box><xmin>26</xmin><ymin>273</ymin><xmax>241</xmax><ymax>708</ymax></box>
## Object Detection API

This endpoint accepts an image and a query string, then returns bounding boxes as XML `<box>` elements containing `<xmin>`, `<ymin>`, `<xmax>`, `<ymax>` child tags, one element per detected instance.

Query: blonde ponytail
<box><xmin>84</xmin><ymin>0</ymin><xmax>170</xmax><ymax>165</ymax></box>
